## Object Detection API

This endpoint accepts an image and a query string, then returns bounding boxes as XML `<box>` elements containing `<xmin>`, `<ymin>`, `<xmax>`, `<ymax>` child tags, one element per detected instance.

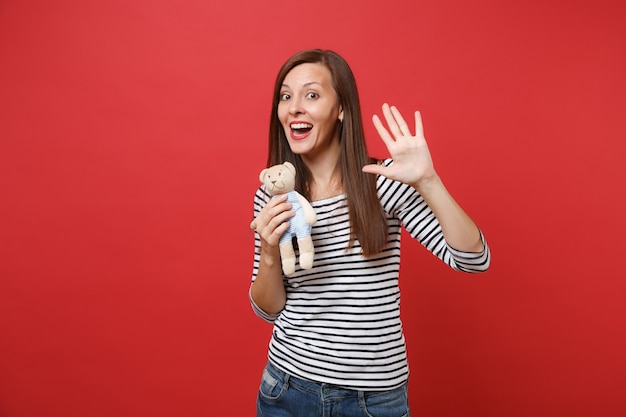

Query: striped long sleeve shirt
<box><xmin>250</xmin><ymin>159</ymin><xmax>491</xmax><ymax>391</ymax></box>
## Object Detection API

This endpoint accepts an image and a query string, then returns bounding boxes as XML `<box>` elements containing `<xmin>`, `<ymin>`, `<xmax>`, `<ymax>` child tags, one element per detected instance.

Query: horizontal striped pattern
<box><xmin>250</xmin><ymin>159</ymin><xmax>490</xmax><ymax>390</ymax></box>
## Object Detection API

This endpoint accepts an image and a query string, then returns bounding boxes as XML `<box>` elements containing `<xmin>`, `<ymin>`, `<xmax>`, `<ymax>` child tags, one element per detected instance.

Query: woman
<box><xmin>249</xmin><ymin>49</ymin><xmax>490</xmax><ymax>417</ymax></box>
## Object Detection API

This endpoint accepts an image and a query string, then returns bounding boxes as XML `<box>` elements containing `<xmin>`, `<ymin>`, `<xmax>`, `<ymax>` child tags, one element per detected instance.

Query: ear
<box><xmin>283</xmin><ymin>161</ymin><xmax>296</xmax><ymax>175</ymax></box>
<box><xmin>259</xmin><ymin>168</ymin><xmax>268</xmax><ymax>183</ymax></box>
<box><xmin>338</xmin><ymin>106</ymin><xmax>344</xmax><ymax>122</ymax></box>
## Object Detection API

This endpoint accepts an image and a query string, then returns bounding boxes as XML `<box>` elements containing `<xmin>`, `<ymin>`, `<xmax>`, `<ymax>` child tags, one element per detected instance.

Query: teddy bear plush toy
<box><xmin>251</xmin><ymin>162</ymin><xmax>317</xmax><ymax>276</ymax></box>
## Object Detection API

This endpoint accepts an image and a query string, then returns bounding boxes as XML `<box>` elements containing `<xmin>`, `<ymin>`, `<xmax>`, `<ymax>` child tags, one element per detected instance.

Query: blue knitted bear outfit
<box><xmin>275</xmin><ymin>191</ymin><xmax>312</xmax><ymax>244</ymax></box>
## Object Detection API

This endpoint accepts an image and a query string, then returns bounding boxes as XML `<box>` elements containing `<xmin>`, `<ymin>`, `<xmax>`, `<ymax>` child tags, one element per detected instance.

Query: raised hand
<box><xmin>362</xmin><ymin>103</ymin><xmax>438</xmax><ymax>188</ymax></box>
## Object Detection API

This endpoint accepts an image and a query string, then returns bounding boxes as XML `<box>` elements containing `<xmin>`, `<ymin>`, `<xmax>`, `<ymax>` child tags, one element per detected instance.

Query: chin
<box><xmin>288</xmin><ymin>145</ymin><xmax>310</xmax><ymax>156</ymax></box>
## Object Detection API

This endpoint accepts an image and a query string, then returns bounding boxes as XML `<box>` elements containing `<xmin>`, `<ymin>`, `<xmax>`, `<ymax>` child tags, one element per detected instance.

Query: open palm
<box><xmin>362</xmin><ymin>103</ymin><xmax>437</xmax><ymax>187</ymax></box>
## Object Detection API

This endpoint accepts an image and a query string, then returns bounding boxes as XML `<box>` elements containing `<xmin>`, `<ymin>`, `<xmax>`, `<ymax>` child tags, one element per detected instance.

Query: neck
<box><xmin>302</xmin><ymin>145</ymin><xmax>343</xmax><ymax>201</ymax></box>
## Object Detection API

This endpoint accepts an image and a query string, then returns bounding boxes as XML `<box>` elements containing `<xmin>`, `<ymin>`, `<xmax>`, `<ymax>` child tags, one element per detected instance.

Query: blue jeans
<box><xmin>256</xmin><ymin>361</ymin><xmax>410</xmax><ymax>417</ymax></box>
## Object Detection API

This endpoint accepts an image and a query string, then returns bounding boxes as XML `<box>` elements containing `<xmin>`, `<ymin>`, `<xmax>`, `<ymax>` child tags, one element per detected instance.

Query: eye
<box><xmin>280</xmin><ymin>93</ymin><xmax>291</xmax><ymax>101</ymax></box>
<box><xmin>306</xmin><ymin>92</ymin><xmax>319</xmax><ymax>99</ymax></box>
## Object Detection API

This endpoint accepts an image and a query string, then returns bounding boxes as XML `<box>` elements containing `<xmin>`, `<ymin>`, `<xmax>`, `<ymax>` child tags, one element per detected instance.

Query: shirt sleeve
<box><xmin>377</xmin><ymin>159</ymin><xmax>491</xmax><ymax>273</ymax></box>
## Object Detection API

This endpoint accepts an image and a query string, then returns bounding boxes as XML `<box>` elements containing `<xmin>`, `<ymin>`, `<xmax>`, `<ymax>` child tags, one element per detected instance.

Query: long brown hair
<box><xmin>267</xmin><ymin>49</ymin><xmax>388</xmax><ymax>256</ymax></box>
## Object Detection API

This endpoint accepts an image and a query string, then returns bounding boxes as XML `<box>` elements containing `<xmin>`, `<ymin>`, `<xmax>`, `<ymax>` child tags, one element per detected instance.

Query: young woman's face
<box><xmin>277</xmin><ymin>63</ymin><xmax>344</xmax><ymax>159</ymax></box>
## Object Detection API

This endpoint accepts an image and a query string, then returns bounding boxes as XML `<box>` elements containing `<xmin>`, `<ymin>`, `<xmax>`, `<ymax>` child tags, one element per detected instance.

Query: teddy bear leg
<box><xmin>279</xmin><ymin>242</ymin><xmax>296</xmax><ymax>276</ymax></box>
<box><xmin>297</xmin><ymin>237</ymin><xmax>314</xmax><ymax>270</ymax></box>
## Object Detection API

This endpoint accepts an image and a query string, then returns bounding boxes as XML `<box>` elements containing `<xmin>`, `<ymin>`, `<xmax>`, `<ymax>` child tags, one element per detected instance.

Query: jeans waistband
<box><xmin>265</xmin><ymin>360</ymin><xmax>406</xmax><ymax>399</ymax></box>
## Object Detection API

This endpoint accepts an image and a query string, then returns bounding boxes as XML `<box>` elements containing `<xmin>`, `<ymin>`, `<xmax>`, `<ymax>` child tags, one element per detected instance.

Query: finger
<box><xmin>382</xmin><ymin>103</ymin><xmax>403</xmax><ymax>139</ymax></box>
<box><xmin>268</xmin><ymin>193</ymin><xmax>288</xmax><ymax>207</ymax></box>
<box><xmin>260</xmin><ymin>220</ymin><xmax>290</xmax><ymax>246</ymax></box>
<box><xmin>414</xmin><ymin>111</ymin><xmax>424</xmax><ymax>137</ymax></box>
<box><xmin>390</xmin><ymin>106</ymin><xmax>412</xmax><ymax>137</ymax></box>
<box><xmin>264</xmin><ymin>196</ymin><xmax>291</xmax><ymax>218</ymax></box>
<box><xmin>258</xmin><ymin>210</ymin><xmax>293</xmax><ymax>243</ymax></box>
<box><xmin>254</xmin><ymin>196</ymin><xmax>291</xmax><ymax>229</ymax></box>
<box><xmin>372</xmin><ymin>114</ymin><xmax>394</xmax><ymax>147</ymax></box>
<box><xmin>271</xmin><ymin>219</ymin><xmax>290</xmax><ymax>237</ymax></box>
<box><xmin>361</xmin><ymin>163</ymin><xmax>384</xmax><ymax>176</ymax></box>
<box><xmin>268</xmin><ymin>205</ymin><xmax>293</xmax><ymax>227</ymax></box>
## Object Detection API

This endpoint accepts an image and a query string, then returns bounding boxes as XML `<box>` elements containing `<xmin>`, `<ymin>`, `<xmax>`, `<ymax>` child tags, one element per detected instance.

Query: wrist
<box><xmin>260</xmin><ymin>245</ymin><xmax>281</xmax><ymax>266</ymax></box>
<box><xmin>412</xmin><ymin>173</ymin><xmax>442</xmax><ymax>194</ymax></box>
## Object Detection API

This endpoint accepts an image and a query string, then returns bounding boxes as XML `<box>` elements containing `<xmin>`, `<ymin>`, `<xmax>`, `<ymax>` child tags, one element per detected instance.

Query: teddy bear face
<box><xmin>260</xmin><ymin>162</ymin><xmax>296</xmax><ymax>196</ymax></box>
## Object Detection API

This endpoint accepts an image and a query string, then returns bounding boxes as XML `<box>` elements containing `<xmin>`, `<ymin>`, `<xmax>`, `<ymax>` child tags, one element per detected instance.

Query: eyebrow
<box><xmin>281</xmin><ymin>81</ymin><xmax>324</xmax><ymax>89</ymax></box>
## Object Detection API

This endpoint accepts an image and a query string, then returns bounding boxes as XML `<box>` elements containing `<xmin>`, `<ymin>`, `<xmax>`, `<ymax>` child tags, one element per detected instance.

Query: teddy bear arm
<box><xmin>295</xmin><ymin>192</ymin><xmax>317</xmax><ymax>224</ymax></box>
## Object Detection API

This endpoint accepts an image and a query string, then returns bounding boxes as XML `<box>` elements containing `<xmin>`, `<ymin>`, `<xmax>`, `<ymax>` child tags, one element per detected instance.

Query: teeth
<box><xmin>291</xmin><ymin>123</ymin><xmax>313</xmax><ymax>130</ymax></box>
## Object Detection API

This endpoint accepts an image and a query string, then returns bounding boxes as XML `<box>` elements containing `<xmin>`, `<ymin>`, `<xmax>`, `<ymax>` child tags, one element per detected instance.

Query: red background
<box><xmin>1</xmin><ymin>1</ymin><xmax>625</xmax><ymax>416</ymax></box>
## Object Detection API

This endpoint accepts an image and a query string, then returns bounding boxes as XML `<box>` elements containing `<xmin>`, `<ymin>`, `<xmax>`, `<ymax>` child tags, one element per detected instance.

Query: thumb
<box><xmin>362</xmin><ymin>163</ymin><xmax>384</xmax><ymax>176</ymax></box>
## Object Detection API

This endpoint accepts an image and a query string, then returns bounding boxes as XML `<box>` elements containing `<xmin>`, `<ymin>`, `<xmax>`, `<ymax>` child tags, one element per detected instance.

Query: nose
<box><xmin>289</xmin><ymin>96</ymin><xmax>304</xmax><ymax>115</ymax></box>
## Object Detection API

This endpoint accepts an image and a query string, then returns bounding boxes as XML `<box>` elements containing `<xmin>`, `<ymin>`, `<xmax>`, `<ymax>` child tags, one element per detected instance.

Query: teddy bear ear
<box><xmin>259</xmin><ymin>168</ymin><xmax>269</xmax><ymax>183</ymax></box>
<box><xmin>283</xmin><ymin>161</ymin><xmax>296</xmax><ymax>175</ymax></box>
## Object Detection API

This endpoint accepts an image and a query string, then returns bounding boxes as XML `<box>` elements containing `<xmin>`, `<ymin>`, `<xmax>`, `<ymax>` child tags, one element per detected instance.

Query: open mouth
<box><xmin>290</xmin><ymin>122</ymin><xmax>313</xmax><ymax>137</ymax></box>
